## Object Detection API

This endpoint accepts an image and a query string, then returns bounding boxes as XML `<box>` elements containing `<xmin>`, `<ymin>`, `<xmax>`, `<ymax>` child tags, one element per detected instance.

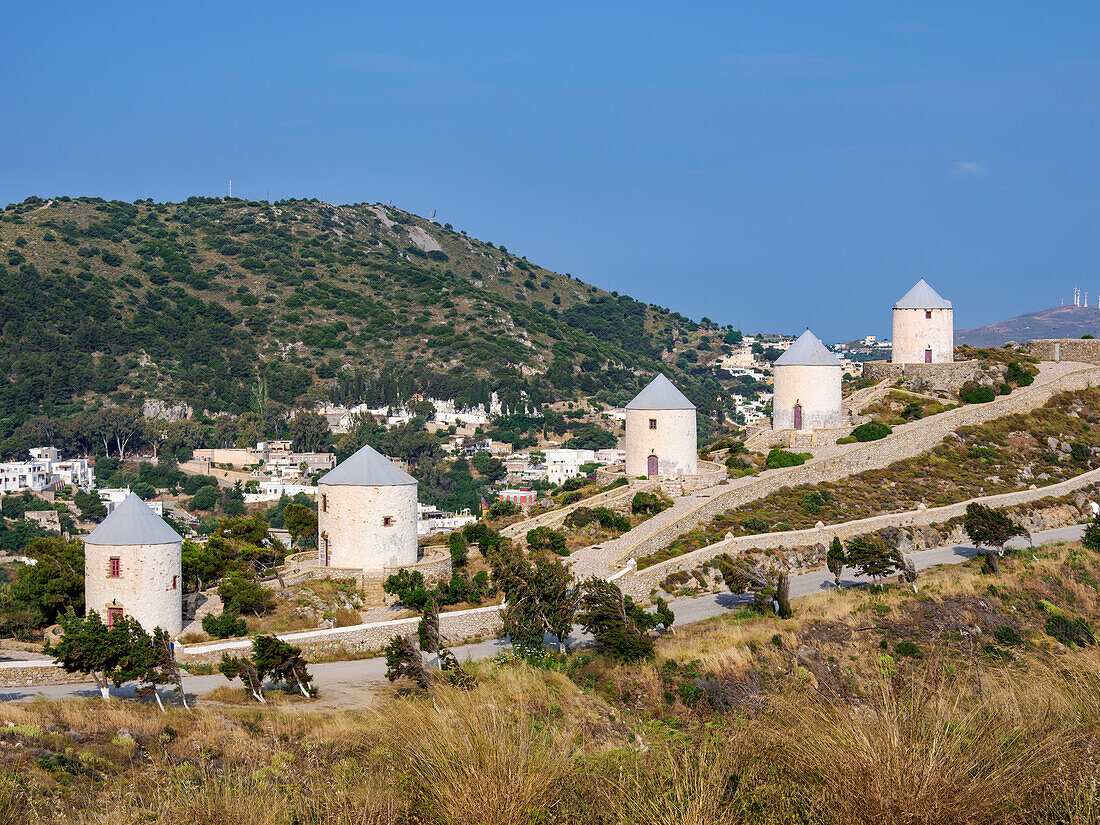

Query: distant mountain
<box><xmin>955</xmin><ymin>306</ymin><xmax>1100</xmax><ymax>347</ymax></box>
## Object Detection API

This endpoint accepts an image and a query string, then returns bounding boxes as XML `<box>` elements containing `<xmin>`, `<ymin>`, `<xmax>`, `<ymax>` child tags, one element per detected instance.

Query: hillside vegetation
<box><xmin>6</xmin><ymin>538</ymin><xmax>1100</xmax><ymax>824</ymax></box>
<box><xmin>0</xmin><ymin>195</ymin><xmax>733</xmax><ymax>428</ymax></box>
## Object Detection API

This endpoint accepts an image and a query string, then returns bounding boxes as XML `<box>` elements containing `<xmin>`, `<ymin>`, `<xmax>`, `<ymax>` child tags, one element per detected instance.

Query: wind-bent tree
<box><xmin>48</xmin><ymin>612</ymin><xmax>141</xmax><ymax>702</ymax></box>
<box><xmin>489</xmin><ymin>543</ymin><xmax>577</xmax><ymax>654</ymax></box>
<box><xmin>576</xmin><ymin>577</ymin><xmax>673</xmax><ymax>662</ymax></box>
<box><xmin>219</xmin><ymin>653</ymin><xmax>266</xmax><ymax>702</ymax></box>
<box><xmin>716</xmin><ymin>554</ymin><xmax>791</xmax><ymax>617</ymax></box>
<box><xmin>827</xmin><ymin>537</ymin><xmax>846</xmax><ymax>586</ymax></box>
<box><xmin>963</xmin><ymin>503</ymin><xmax>1027</xmax><ymax>575</ymax></box>
<box><xmin>418</xmin><ymin>597</ymin><xmax>442</xmax><ymax>667</ymax></box>
<box><xmin>252</xmin><ymin>635</ymin><xmax>313</xmax><ymax>697</ymax></box>
<box><xmin>845</xmin><ymin>535</ymin><xmax>903</xmax><ymax>583</ymax></box>
<box><xmin>384</xmin><ymin>634</ymin><xmax>434</xmax><ymax>695</ymax></box>
<box><xmin>136</xmin><ymin>627</ymin><xmax>190</xmax><ymax>711</ymax></box>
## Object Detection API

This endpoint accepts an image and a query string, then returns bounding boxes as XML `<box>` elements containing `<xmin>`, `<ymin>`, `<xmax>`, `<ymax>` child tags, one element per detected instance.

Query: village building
<box><xmin>625</xmin><ymin>374</ymin><xmax>698</xmax><ymax>478</ymax></box>
<box><xmin>892</xmin><ymin>278</ymin><xmax>954</xmax><ymax>364</ymax></box>
<box><xmin>84</xmin><ymin>493</ymin><xmax>183</xmax><ymax>636</ymax></box>
<box><xmin>0</xmin><ymin>447</ymin><xmax>94</xmax><ymax>493</ymax></box>
<box><xmin>772</xmin><ymin>329</ymin><xmax>843</xmax><ymax>431</ymax></box>
<box><xmin>316</xmin><ymin>444</ymin><xmax>418</xmax><ymax>573</ymax></box>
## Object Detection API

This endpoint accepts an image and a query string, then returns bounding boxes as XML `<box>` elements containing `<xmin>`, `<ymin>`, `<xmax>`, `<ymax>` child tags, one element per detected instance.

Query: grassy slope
<box><xmin>6</xmin><ymin>538</ymin><xmax>1100</xmax><ymax>824</ymax></box>
<box><xmin>0</xmin><ymin>195</ymin><xmax>730</xmax><ymax>425</ymax></box>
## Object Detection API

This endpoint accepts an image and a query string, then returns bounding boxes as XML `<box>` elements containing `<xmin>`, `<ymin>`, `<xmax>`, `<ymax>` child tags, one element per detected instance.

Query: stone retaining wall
<box><xmin>862</xmin><ymin>359</ymin><xmax>984</xmax><ymax>388</ymax></box>
<box><xmin>615</xmin><ymin>466</ymin><xmax>1100</xmax><ymax>600</ymax></box>
<box><xmin>499</xmin><ymin>480</ymin><xmax>649</xmax><ymax>540</ymax></box>
<box><xmin>569</xmin><ymin>362</ymin><xmax>1100</xmax><ymax>579</ymax></box>
<box><xmin>1029</xmin><ymin>339</ymin><xmax>1100</xmax><ymax>365</ymax></box>
<box><xmin>0</xmin><ymin>661</ymin><xmax>77</xmax><ymax>688</ymax></box>
<box><xmin>176</xmin><ymin>603</ymin><xmax>504</xmax><ymax>665</ymax></box>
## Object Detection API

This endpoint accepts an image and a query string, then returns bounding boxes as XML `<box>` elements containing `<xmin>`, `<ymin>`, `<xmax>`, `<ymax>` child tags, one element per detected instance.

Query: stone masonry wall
<box><xmin>568</xmin><ymin>362</ymin><xmax>1100</xmax><ymax>580</ymax></box>
<box><xmin>617</xmin><ymin>465</ymin><xmax>1100</xmax><ymax>600</ymax></box>
<box><xmin>1029</xmin><ymin>339</ymin><xmax>1100</xmax><ymax>365</ymax></box>
<box><xmin>863</xmin><ymin>359</ymin><xmax>983</xmax><ymax>387</ymax></box>
<box><xmin>176</xmin><ymin>603</ymin><xmax>504</xmax><ymax>665</ymax></box>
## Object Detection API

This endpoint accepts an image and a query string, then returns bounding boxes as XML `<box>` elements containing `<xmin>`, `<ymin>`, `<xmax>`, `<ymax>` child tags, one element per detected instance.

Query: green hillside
<box><xmin>0</xmin><ymin>195</ymin><xmax>736</xmax><ymax>430</ymax></box>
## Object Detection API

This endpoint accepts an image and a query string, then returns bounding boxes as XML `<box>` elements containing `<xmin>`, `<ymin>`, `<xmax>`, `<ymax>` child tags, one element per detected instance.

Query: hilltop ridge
<box><xmin>0</xmin><ymin>196</ymin><xmax>734</xmax><ymax>428</ymax></box>
<box><xmin>956</xmin><ymin>304</ymin><xmax>1100</xmax><ymax>347</ymax></box>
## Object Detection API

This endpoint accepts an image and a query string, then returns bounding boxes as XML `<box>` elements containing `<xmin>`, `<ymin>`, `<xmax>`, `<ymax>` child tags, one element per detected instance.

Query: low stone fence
<box><xmin>176</xmin><ymin>603</ymin><xmax>504</xmax><ymax>665</ymax></box>
<box><xmin>500</xmin><ymin>479</ymin><xmax>652</xmax><ymax>539</ymax></box>
<box><xmin>0</xmin><ymin>660</ymin><xmax>76</xmax><ymax>689</ymax></box>
<box><xmin>677</xmin><ymin>460</ymin><xmax>728</xmax><ymax>493</ymax></box>
<box><xmin>1029</xmin><ymin>339</ymin><xmax>1100</xmax><ymax>365</ymax></box>
<box><xmin>862</xmin><ymin>360</ymin><xmax>984</xmax><ymax>391</ymax></box>
<box><xmin>595</xmin><ymin>361</ymin><xmax>1100</xmax><ymax>574</ymax></box>
<box><xmin>614</xmin><ymin>466</ymin><xmax>1100</xmax><ymax>600</ymax></box>
<box><xmin>281</xmin><ymin>548</ymin><xmax>452</xmax><ymax>590</ymax></box>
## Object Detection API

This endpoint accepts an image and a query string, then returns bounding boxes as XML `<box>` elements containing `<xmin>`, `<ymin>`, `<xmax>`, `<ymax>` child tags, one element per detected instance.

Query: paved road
<box><xmin>3</xmin><ymin>524</ymin><xmax>1084</xmax><ymax>704</ymax></box>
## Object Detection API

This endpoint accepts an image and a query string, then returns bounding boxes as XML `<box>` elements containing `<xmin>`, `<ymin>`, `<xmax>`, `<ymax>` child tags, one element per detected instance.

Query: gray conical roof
<box><xmin>894</xmin><ymin>278</ymin><xmax>951</xmax><ymax>309</ymax></box>
<box><xmin>84</xmin><ymin>493</ymin><xmax>182</xmax><ymax>546</ymax></box>
<box><xmin>319</xmin><ymin>443</ymin><xmax>417</xmax><ymax>487</ymax></box>
<box><xmin>774</xmin><ymin>329</ymin><xmax>843</xmax><ymax>367</ymax></box>
<box><xmin>626</xmin><ymin>374</ymin><xmax>695</xmax><ymax>410</ymax></box>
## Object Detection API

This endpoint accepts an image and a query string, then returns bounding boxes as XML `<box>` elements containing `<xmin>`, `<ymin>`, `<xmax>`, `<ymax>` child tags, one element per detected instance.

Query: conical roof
<box><xmin>894</xmin><ymin>278</ymin><xmax>951</xmax><ymax>309</ymax></box>
<box><xmin>84</xmin><ymin>493</ymin><xmax>182</xmax><ymax>546</ymax></box>
<box><xmin>626</xmin><ymin>374</ymin><xmax>695</xmax><ymax>411</ymax></box>
<box><xmin>319</xmin><ymin>443</ymin><xmax>417</xmax><ymax>487</ymax></box>
<box><xmin>774</xmin><ymin>329</ymin><xmax>843</xmax><ymax>367</ymax></box>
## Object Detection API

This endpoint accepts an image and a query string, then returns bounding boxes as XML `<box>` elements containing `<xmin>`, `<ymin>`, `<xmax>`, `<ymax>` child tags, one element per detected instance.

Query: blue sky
<box><xmin>3</xmin><ymin>2</ymin><xmax>1098</xmax><ymax>340</ymax></box>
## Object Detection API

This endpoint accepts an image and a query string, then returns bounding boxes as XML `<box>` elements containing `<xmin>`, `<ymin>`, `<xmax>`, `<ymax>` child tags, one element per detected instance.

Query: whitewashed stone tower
<box><xmin>625</xmin><ymin>374</ymin><xmax>698</xmax><ymax>478</ymax></box>
<box><xmin>892</xmin><ymin>278</ymin><xmax>953</xmax><ymax>364</ymax></box>
<box><xmin>84</xmin><ymin>493</ymin><xmax>183</xmax><ymax>636</ymax></box>
<box><xmin>772</xmin><ymin>329</ymin><xmax>843</xmax><ymax>431</ymax></box>
<box><xmin>317</xmin><ymin>444</ymin><xmax>418</xmax><ymax>573</ymax></box>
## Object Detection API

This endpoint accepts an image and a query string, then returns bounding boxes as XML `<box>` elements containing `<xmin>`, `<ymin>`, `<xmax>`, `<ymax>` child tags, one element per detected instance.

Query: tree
<box><xmin>136</xmin><ymin>626</ymin><xmax>189</xmax><ymax>711</ymax></box>
<box><xmin>716</xmin><ymin>554</ymin><xmax>791</xmax><ymax>617</ymax></box>
<box><xmin>219</xmin><ymin>653</ymin><xmax>266</xmax><ymax>702</ymax></box>
<box><xmin>283</xmin><ymin>502</ymin><xmax>317</xmax><ymax>550</ymax></box>
<box><xmin>490</xmin><ymin>543</ymin><xmax>577</xmax><ymax>654</ymax></box>
<box><xmin>576</xmin><ymin>577</ymin><xmax>669</xmax><ymax>662</ymax></box>
<box><xmin>202</xmin><ymin>609</ymin><xmax>247</xmax><ymax>639</ymax></box>
<box><xmin>384</xmin><ymin>634</ymin><xmax>433</xmax><ymax>695</ymax></box>
<box><xmin>92</xmin><ymin>407</ymin><xmax>145</xmax><ymax>458</ymax></box>
<box><xmin>1084</xmin><ymin>514</ymin><xmax>1100</xmax><ymax>552</ymax></box>
<box><xmin>448</xmin><ymin>531</ymin><xmax>468</xmax><ymax>567</ymax></box>
<box><xmin>384</xmin><ymin>568</ymin><xmax>432</xmax><ymax>610</ymax></box>
<box><xmin>964</xmin><ymin>503</ymin><xmax>1027</xmax><ymax>575</ymax></box>
<box><xmin>218</xmin><ymin>572</ymin><xmax>274</xmax><ymax>616</ymax></box>
<box><xmin>826</xmin><ymin>536</ymin><xmax>846</xmax><ymax>586</ymax></box>
<box><xmin>845</xmin><ymin>535</ymin><xmax>902</xmax><ymax>582</ymax></box>
<box><xmin>418</xmin><ymin>597</ymin><xmax>442</xmax><ymax>666</ymax></box>
<box><xmin>252</xmin><ymin>635</ymin><xmax>313</xmax><ymax>697</ymax></box>
<box><xmin>47</xmin><ymin>611</ymin><xmax>145</xmax><ymax>702</ymax></box>
<box><xmin>74</xmin><ymin>490</ymin><xmax>108</xmax><ymax>520</ymax></box>
<box><xmin>6</xmin><ymin>536</ymin><xmax>85</xmax><ymax>629</ymax></box>
<box><xmin>526</xmin><ymin>525</ymin><xmax>567</xmax><ymax>556</ymax></box>
<box><xmin>290</xmin><ymin>410</ymin><xmax>331</xmax><ymax>452</ymax></box>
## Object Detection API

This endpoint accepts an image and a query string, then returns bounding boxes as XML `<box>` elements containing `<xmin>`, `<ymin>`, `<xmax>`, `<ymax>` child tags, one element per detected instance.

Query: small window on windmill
<box><xmin>383</xmin><ymin>516</ymin><xmax>394</xmax><ymax>527</ymax></box>
<box><xmin>925</xmin><ymin>310</ymin><xmax>932</xmax><ymax>319</ymax></box>
<box><xmin>649</xmin><ymin>418</ymin><xmax>657</xmax><ymax>430</ymax></box>
<box><xmin>109</xmin><ymin>557</ymin><xmax>121</xmax><ymax>578</ymax></box>
<box><xmin>320</xmin><ymin>493</ymin><xmax>328</xmax><ymax>513</ymax></box>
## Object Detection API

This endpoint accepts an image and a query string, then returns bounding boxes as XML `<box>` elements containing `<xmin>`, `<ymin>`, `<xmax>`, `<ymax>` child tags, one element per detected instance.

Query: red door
<box><xmin>107</xmin><ymin>607</ymin><xmax>123</xmax><ymax>628</ymax></box>
<box><xmin>793</xmin><ymin>404</ymin><xmax>802</xmax><ymax>430</ymax></box>
<box><xmin>647</xmin><ymin>454</ymin><xmax>658</xmax><ymax>477</ymax></box>
<box><xmin>925</xmin><ymin>349</ymin><xmax>933</xmax><ymax>363</ymax></box>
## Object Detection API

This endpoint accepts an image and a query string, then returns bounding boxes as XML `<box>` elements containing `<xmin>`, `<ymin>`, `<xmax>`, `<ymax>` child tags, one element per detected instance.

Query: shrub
<box><xmin>741</xmin><ymin>517</ymin><xmax>768</xmax><ymax>533</ymax></box>
<box><xmin>851</xmin><ymin>422</ymin><xmax>892</xmax><ymax>442</ymax></box>
<box><xmin>982</xmin><ymin>642</ymin><xmax>1013</xmax><ymax>662</ymax></box>
<box><xmin>894</xmin><ymin>641</ymin><xmax>923</xmax><ymax>659</ymax></box>
<box><xmin>202</xmin><ymin>610</ymin><xmax>247</xmax><ymax>639</ymax></box>
<box><xmin>190</xmin><ymin>487</ymin><xmax>218</xmax><ymax>511</ymax></box>
<box><xmin>217</xmin><ymin>573</ymin><xmax>274</xmax><ymax>616</ymax></box>
<box><xmin>560</xmin><ymin>476</ymin><xmax>588</xmax><ymax>492</ymax></box>
<box><xmin>448</xmin><ymin>532</ymin><xmax>468</xmax><ymax>567</ymax></box>
<box><xmin>993</xmin><ymin>625</ymin><xmax>1022</xmax><ymax>646</ymax></box>
<box><xmin>960</xmin><ymin>381</ymin><xmax>996</xmax><ymax>404</ymax></box>
<box><xmin>487</xmin><ymin>499</ymin><xmax>519</xmax><ymax>519</ymax></box>
<box><xmin>631</xmin><ymin>491</ymin><xmax>668</xmax><ymax>516</ymax></box>
<box><xmin>1045</xmin><ymin>612</ymin><xmax>1095</xmax><ymax>647</ymax></box>
<box><xmin>564</xmin><ymin>507</ymin><xmax>596</xmax><ymax>529</ymax></box>
<box><xmin>836</xmin><ymin>435</ymin><xmax>857</xmax><ymax>445</ymax></box>
<box><xmin>765</xmin><ymin>449</ymin><xmax>810</xmax><ymax>469</ymax></box>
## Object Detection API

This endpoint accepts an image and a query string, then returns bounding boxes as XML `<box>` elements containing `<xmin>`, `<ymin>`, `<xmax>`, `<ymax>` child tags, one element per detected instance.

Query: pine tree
<box><xmin>827</xmin><ymin>536</ymin><xmax>846</xmax><ymax>586</ymax></box>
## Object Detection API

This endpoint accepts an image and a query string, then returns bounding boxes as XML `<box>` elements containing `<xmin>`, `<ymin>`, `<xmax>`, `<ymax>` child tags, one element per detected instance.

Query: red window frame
<box><xmin>107</xmin><ymin>607</ymin><xmax>123</xmax><ymax>628</ymax></box>
<box><xmin>649</xmin><ymin>418</ymin><xmax>657</xmax><ymax>430</ymax></box>
<box><xmin>109</xmin><ymin>557</ymin><xmax>121</xmax><ymax>578</ymax></box>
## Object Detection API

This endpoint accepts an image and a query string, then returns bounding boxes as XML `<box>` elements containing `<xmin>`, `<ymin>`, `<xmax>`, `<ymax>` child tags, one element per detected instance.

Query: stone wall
<box><xmin>0</xmin><ymin>661</ymin><xmax>80</xmax><ymax>688</ymax></box>
<box><xmin>863</xmin><ymin>359</ymin><xmax>983</xmax><ymax>389</ymax></box>
<box><xmin>500</xmin><ymin>480</ymin><xmax>649</xmax><ymax>540</ymax></box>
<box><xmin>176</xmin><ymin>603</ymin><xmax>504</xmax><ymax>665</ymax></box>
<box><xmin>568</xmin><ymin>362</ymin><xmax>1100</xmax><ymax>579</ymax></box>
<box><xmin>1029</xmin><ymin>339</ymin><xmax>1100</xmax><ymax>365</ymax></box>
<box><xmin>615</xmin><ymin>465</ymin><xmax>1100</xmax><ymax>600</ymax></box>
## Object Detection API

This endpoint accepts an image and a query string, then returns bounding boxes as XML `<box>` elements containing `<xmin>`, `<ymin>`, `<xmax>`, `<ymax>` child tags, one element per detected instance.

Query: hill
<box><xmin>0</xmin><ymin>195</ymin><xmax>737</xmax><ymax>430</ymax></box>
<box><xmin>955</xmin><ymin>304</ymin><xmax>1100</xmax><ymax>347</ymax></box>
